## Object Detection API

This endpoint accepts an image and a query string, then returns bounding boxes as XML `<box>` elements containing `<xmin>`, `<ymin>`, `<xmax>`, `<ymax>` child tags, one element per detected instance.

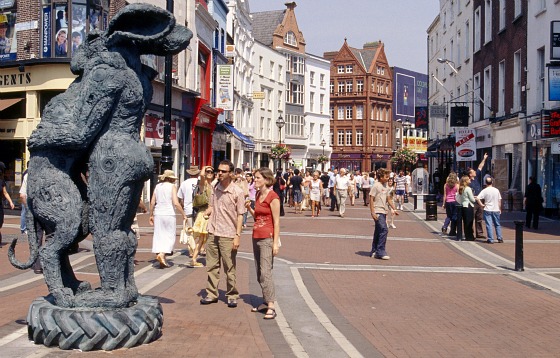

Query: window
<box><xmin>474</xmin><ymin>73</ymin><xmax>481</xmax><ymax>122</ymax></box>
<box><xmin>484</xmin><ymin>0</ymin><xmax>492</xmax><ymax>44</ymax></box>
<box><xmin>538</xmin><ymin>47</ymin><xmax>545</xmax><ymax>109</ymax></box>
<box><xmin>286</xmin><ymin>114</ymin><xmax>304</xmax><ymax>137</ymax></box>
<box><xmin>320</xmin><ymin>74</ymin><xmax>325</xmax><ymax>87</ymax></box>
<box><xmin>278</xmin><ymin>65</ymin><xmax>283</xmax><ymax>82</ymax></box>
<box><xmin>310</xmin><ymin>92</ymin><xmax>315</xmax><ymax>112</ymax></box>
<box><xmin>498</xmin><ymin>60</ymin><xmax>505</xmax><ymax>115</ymax></box>
<box><xmin>330</xmin><ymin>106</ymin><xmax>334</xmax><ymax>119</ymax></box>
<box><xmin>474</xmin><ymin>7</ymin><xmax>481</xmax><ymax>52</ymax></box>
<box><xmin>513</xmin><ymin>51</ymin><xmax>521</xmax><ymax>111</ymax></box>
<box><xmin>338</xmin><ymin>107</ymin><xmax>344</xmax><ymax>120</ymax></box>
<box><xmin>514</xmin><ymin>0</ymin><xmax>522</xmax><ymax>18</ymax></box>
<box><xmin>331</xmin><ymin>131</ymin><xmax>334</xmax><ymax>146</ymax></box>
<box><xmin>330</xmin><ymin>81</ymin><xmax>334</xmax><ymax>93</ymax></box>
<box><xmin>381</xmin><ymin>67</ymin><xmax>385</xmax><ymax>75</ymax></box>
<box><xmin>310</xmin><ymin>71</ymin><xmax>315</xmax><ymax>85</ymax></box>
<box><xmin>499</xmin><ymin>0</ymin><xmax>506</xmax><ymax>31</ymax></box>
<box><xmin>40</xmin><ymin>0</ymin><xmax>110</xmax><ymax>59</ymax></box>
<box><xmin>309</xmin><ymin>123</ymin><xmax>315</xmax><ymax>143</ymax></box>
<box><xmin>346</xmin><ymin>65</ymin><xmax>353</xmax><ymax>73</ymax></box>
<box><xmin>284</xmin><ymin>31</ymin><xmax>297</xmax><ymax>46</ymax></box>
<box><xmin>483</xmin><ymin>66</ymin><xmax>492</xmax><ymax>119</ymax></box>
<box><xmin>286</xmin><ymin>54</ymin><xmax>291</xmax><ymax>73</ymax></box>
<box><xmin>320</xmin><ymin>94</ymin><xmax>325</xmax><ymax>114</ymax></box>
<box><xmin>290</xmin><ymin>83</ymin><xmax>304</xmax><ymax>104</ymax></box>
<box><xmin>259</xmin><ymin>116</ymin><xmax>265</xmax><ymax>138</ymax></box>
<box><xmin>456</xmin><ymin>31</ymin><xmax>461</xmax><ymax>64</ymax></box>
<box><xmin>346</xmin><ymin>81</ymin><xmax>353</xmax><ymax>93</ymax></box>
<box><xmin>292</xmin><ymin>56</ymin><xmax>304</xmax><ymax>74</ymax></box>
<box><xmin>259</xmin><ymin>56</ymin><xmax>263</xmax><ymax>75</ymax></box>
<box><xmin>465</xmin><ymin>21</ymin><xmax>470</xmax><ymax>61</ymax></box>
<box><xmin>357</xmin><ymin>79</ymin><xmax>364</xmax><ymax>92</ymax></box>
<box><xmin>346</xmin><ymin>105</ymin><xmax>353</xmax><ymax>119</ymax></box>
<box><xmin>270</xmin><ymin>61</ymin><xmax>274</xmax><ymax>79</ymax></box>
<box><xmin>345</xmin><ymin>130</ymin><xmax>352</xmax><ymax>146</ymax></box>
<box><xmin>278</xmin><ymin>91</ymin><xmax>282</xmax><ymax>109</ymax></box>
<box><xmin>337</xmin><ymin>65</ymin><xmax>345</xmax><ymax>74</ymax></box>
<box><xmin>337</xmin><ymin>130</ymin><xmax>344</xmax><ymax>146</ymax></box>
<box><xmin>376</xmin><ymin>66</ymin><xmax>381</xmax><ymax>75</ymax></box>
<box><xmin>356</xmin><ymin>105</ymin><xmax>363</xmax><ymax>119</ymax></box>
<box><xmin>338</xmin><ymin>82</ymin><xmax>344</xmax><ymax>93</ymax></box>
<box><xmin>267</xmin><ymin>89</ymin><xmax>273</xmax><ymax>111</ymax></box>
<box><xmin>267</xmin><ymin>118</ymin><xmax>272</xmax><ymax>140</ymax></box>
<box><xmin>537</xmin><ymin>0</ymin><xmax>546</xmax><ymax>12</ymax></box>
<box><xmin>356</xmin><ymin>129</ymin><xmax>363</xmax><ymax>145</ymax></box>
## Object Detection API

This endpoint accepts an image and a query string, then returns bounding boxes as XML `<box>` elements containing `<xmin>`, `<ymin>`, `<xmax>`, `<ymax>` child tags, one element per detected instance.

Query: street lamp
<box><xmin>276</xmin><ymin>114</ymin><xmax>285</xmax><ymax>145</ymax></box>
<box><xmin>320</xmin><ymin>138</ymin><xmax>326</xmax><ymax>171</ymax></box>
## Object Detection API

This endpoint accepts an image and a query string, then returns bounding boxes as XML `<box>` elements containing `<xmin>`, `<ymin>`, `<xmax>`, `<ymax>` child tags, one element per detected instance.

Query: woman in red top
<box><xmin>245</xmin><ymin>167</ymin><xmax>280</xmax><ymax>320</ymax></box>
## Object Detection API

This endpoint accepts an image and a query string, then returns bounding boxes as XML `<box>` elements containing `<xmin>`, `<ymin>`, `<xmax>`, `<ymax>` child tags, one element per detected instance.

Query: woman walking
<box><xmin>442</xmin><ymin>172</ymin><xmax>459</xmax><ymax>235</ymax></box>
<box><xmin>243</xmin><ymin>172</ymin><xmax>256</xmax><ymax>228</ymax></box>
<box><xmin>190</xmin><ymin>166</ymin><xmax>215</xmax><ymax>267</ymax></box>
<box><xmin>348</xmin><ymin>173</ymin><xmax>357</xmax><ymax>206</ymax></box>
<box><xmin>387</xmin><ymin>176</ymin><xmax>397</xmax><ymax>229</ymax></box>
<box><xmin>245</xmin><ymin>168</ymin><xmax>280</xmax><ymax>320</ymax></box>
<box><xmin>309</xmin><ymin>171</ymin><xmax>323</xmax><ymax>217</ymax></box>
<box><xmin>149</xmin><ymin>170</ymin><xmax>186</xmax><ymax>268</ymax></box>
<box><xmin>457</xmin><ymin>175</ymin><xmax>476</xmax><ymax>241</ymax></box>
<box><xmin>273</xmin><ymin>170</ymin><xmax>286</xmax><ymax>216</ymax></box>
<box><xmin>0</xmin><ymin>163</ymin><xmax>15</xmax><ymax>247</ymax></box>
<box><xmin>361</xmin><ymin>172</ymin><xmax>371</xmax><ymax>206</ymax></box>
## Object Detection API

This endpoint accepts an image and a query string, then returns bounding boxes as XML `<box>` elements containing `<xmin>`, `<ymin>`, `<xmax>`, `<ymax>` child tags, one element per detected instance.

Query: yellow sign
<box><xmin>252</xmin><ymin>91</ymin><xmax>265</xmax><ymax>99</ymax></box>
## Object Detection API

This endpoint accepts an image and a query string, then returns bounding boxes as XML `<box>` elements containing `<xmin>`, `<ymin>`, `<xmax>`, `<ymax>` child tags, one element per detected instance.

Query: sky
<box><xmin>248</xmin><ymin>0</ymin><xmax>440</xmax><ymax>74</ymax></box>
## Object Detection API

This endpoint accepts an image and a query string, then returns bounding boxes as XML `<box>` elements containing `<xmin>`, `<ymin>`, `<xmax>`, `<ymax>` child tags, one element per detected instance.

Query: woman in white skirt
<box><xmin>310</xmin><ymin>170</ymin><xmax>323</xmax><ymax>217</ymax></box>
<box><xmin>149</xmin><ymin>170</ymin><xmax>186</xmax><ymax>268</ymax></box>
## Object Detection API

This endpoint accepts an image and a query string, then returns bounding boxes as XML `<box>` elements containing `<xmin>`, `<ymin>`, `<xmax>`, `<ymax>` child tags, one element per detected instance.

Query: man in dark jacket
<box><xmin>524</xmin><ymin>176</ymin><xmax>543</xmax><ymax>230</ymax></box>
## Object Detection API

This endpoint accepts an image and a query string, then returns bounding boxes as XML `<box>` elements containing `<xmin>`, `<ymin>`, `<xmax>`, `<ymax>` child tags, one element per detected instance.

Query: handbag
<box><xmin>192</xmin><ymin>185</ymin><xmax>209</xmax><ymax>208</ymax></box>
<box><xmin>180</xmin><ymin>219</ymin><xmax>196</xmax><ymax>254</ymax></box>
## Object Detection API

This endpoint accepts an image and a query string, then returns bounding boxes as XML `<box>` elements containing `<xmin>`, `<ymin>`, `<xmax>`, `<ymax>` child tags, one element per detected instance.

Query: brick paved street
<box><xmin>1</xmin><ymin>201</ymin><xmax>559</xmax><ymax>357</ymax></box>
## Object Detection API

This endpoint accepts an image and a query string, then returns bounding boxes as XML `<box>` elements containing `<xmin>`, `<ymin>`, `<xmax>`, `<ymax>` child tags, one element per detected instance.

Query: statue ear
<box><xmin>106</xmin><ymin>3</ymin><xmax>192</xmax><ymax>55</ymax></box>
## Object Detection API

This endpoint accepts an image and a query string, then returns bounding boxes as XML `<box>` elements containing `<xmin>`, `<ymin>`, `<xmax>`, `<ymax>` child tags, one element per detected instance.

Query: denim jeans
<box><xmin>443</xmin><ymin>202</ymin><xmax>457</xmax><ymax>230</ymax></box>
<box><xmin>371</xmin><ymin>214</ymin><xmax>388</xmax><ymax>257</ymax></box>
<box><xmin>20</xmin><ymin>204</ymin><xmax>27</xmax><ymax>233</ymax></box>
<box><xmin>483</xmin><ymin>211</ymin><xmax>502</xmax><ymax>242</ymax></box>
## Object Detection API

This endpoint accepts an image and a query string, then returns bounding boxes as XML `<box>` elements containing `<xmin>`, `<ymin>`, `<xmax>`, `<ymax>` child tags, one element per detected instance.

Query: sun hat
<box><xmin>186</xmin><ymin>165</ymin><xmax>201</xmax><ymax>176</ymax></box>
<box><xmin>158</xmin><ymin>169</ymin><xmax>178</xmax><ymax>181</ymax></box>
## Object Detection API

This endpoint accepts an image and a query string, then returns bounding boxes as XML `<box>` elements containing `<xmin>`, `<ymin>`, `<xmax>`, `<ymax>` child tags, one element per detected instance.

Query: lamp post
<box><xmin>275</xmin><ymin>114</ymin><xmax>285</xmax><ymax>169</ymax></box>
<box><xmin>402</xmin><ymin>119</ymin><xmax>412</xmax><ymax>171</ymax></box>
<box><xmin>320</xmin><ymin>138</ymin><xmax>326</xmax><ymax>171</ymax></box>
<box><xmin>160</xmin><ymin>0</ymin><xmax>175</xmax><ymax>173</ymax></box>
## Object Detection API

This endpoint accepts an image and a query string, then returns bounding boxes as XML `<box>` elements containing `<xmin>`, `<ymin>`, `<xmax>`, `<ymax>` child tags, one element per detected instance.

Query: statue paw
<box><xmin>76</xmin><ymin>281</ymin><xmax>92</xmax><ymax>294</ymax></box>
<box><xmin>52</xmin><ymin>288</ymin><xmax>76</xmax><ymax>308</ymax></box>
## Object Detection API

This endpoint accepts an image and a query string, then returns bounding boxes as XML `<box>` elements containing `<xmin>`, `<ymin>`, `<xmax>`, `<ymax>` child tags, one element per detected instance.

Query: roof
<box><xmin>349</xmin><ymin>42</ymin><xmax>380</xmax><ymax>71</ymax></box>
<box><xmin>251</xmin><ymin>10</ymin><xmax>285</xmax><ymax>47</ymax></box>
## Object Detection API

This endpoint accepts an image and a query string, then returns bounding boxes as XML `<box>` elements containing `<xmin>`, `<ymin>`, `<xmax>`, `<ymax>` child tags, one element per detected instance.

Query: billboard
<box><xmin>455</xmin><ymin>128</ymin><xmax>477</xmax><ymax>162</ymax></box>
<box><xmin>216</xmin><ymin>65</ymin><xmax>233</xmax><ymax>111</ymax></box>
<box><xmin>0</xmin><ymin>10</ymin><xmax>17</xmax><ymax>61</ymax></box>
<box><xmin>393</xmin><ymin>67</ymin><xmax>428</xmax><ymax>125</ymax></box>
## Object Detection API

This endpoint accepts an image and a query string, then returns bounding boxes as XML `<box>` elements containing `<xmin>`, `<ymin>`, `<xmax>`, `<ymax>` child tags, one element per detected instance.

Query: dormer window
<box><xmin>284</xmin><ymin>31</ymin><xmax>297</xmax><ymax>46</ymax></box>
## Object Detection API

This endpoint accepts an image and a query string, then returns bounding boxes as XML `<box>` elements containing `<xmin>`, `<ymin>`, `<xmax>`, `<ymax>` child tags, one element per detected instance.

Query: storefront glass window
<box><xmin>42</xmin><ymin>0</ymin><xmax>109</xmax><ymax>59</ymax></box>
<box><xmin>0</xmin><ymin>1</ymin><xmax>17</xmax><ymax>62</ymax></box>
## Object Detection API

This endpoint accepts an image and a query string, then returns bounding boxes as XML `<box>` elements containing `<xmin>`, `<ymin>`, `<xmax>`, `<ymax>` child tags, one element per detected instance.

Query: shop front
<box><xmin>192</xmin><ymin>99</ymin><xmax>220</xmax><ymax>169</ymax></box>
<box><xmin>527</xmin><ymin>113</ymin><xmax>560</xmax><ymax>216</ymax></box>
<box><xmin>330</xmin><ymin>153</ymin><xmax>363</xmax><ymax>172</ymax></box>
<box><xmin>370</xmin><ymin>153</ymin><xmax>392</xmax><ymax>172</ymax></box>
<box><xmin>0</xmin><ymin>63</ymin><xmax>74</xmax><ymax>204</ymax></box>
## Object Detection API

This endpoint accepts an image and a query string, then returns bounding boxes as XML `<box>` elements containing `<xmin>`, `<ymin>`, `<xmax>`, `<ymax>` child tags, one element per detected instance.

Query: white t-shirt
<box><xmin>335</xmin><ymin>174</ymin><xmax>350</xmax><ymax>190</ymax></box>
<box><xmin>477</xmin><ymin>186</ymin><xmax>502</xmax><ymax>212</ymax></box>
<box><xmin>177</xmin><ymin>177</ymin><xmax>198</xmax><ymax>215</ymax></box>
<box><xmin>19</xmin><ymin>173</ymin><xmax>28</xmax><ymax>196</ymax></box>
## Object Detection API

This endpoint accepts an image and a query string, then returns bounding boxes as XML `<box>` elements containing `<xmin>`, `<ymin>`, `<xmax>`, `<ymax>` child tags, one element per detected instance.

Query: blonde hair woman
<box><xmin>190</xmin><ymin>166</ymin><xmax>214</xmax><ymax>267</ymax></box>
<box><xmin>309</xmin><ymin>170</ymin><xmax>323</xmax><ymax>217</ymax></box>
<box><xmin>457</xmin><ymin>175</ymin><xmax>475</xmax><ymax>241</ymax></box>
<box><xmin>150</xmin><ymin>170</ymin><xmax>186</xmax><ymax>268</ymax></box>
<box><xmin>442</xmin><ymin>172</ymin><xmax>459</xmax><ymax>235</ymax></box>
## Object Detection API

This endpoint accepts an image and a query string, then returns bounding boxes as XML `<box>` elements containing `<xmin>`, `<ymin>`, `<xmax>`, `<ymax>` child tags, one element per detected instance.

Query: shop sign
<box><xmin>542</xmin><ymin>110</ymin><xmax>560</xmax><ymax>138</ymax></box>
<box><xmin>552</xmin><ymin>141</ymin><xmax>560</xmax><ymax>154</ymax></box>
<box><xmin>332</xmin><ymin>153</ymin><xmax>362</xmax><ymax>159</ymax></box>
<box><xmin>225</xmin><ymin>44</ymin><xmax>235</xmax><ymax>58</ymax></box>
<box><xmin>144</xmin><ymin>113</ymin><xmax>177</xmax><ymax>146</ymax></box>
<box><xmin>216</xmin><ymin>65</ymin><xmax>233</xmax><ymax>111</ymax></box>
<box><xmin>455</xmin><ymin>128</ymin><xmax>477</xmax><ymax>162</ymax></box>
<box><xmin>0</xmin><ymin>72</ymin><xmax>31</xmax><ymax>87</ymax></box>
<box><xmin>548</xmin><ymin>66</ymin><xmax>560</xmax><ymax>101</ymax></box>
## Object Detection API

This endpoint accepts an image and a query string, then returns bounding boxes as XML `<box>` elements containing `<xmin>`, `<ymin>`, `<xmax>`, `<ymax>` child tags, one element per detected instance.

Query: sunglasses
<box><xmin>205</xmin><ymin>170</ymin><xmax>214</xmax><ymax>174</ymax></box>
<box><xmin>217</xmin><ymin>169</ymin><xmax>230</xmax><ymax>174</ymax></box>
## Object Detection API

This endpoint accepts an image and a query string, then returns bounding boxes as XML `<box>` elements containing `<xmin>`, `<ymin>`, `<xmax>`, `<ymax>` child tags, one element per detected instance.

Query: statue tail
<box><xmin>8</xmin><ymin>207</ymin><xmax>40</xmax><ymax>270</ymax></box>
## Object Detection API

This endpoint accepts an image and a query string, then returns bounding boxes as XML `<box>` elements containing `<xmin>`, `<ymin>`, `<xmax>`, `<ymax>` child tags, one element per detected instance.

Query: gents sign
<box><xmin>542</xmin><ymin>110</ymin><xmax>560</xmax><ymax>138</ymax></box>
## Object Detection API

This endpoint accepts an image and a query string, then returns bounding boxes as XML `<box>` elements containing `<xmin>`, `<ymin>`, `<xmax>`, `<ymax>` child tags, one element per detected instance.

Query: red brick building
<box><xmin>324</xmin><ymin>40</ymin><xmax>394</xmax><ymax>172</ymax></box>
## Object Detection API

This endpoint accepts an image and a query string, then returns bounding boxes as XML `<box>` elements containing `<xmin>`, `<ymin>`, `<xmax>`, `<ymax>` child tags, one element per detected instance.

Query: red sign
<box><xmin>542</xmin><ymin>110</ymin><xmax>560</xmax><ymax>138</ymax></box>
<box><xmin>455</xmin><ymin>132</ymin><xmax>474</xmax><ymax>147</ymax></box>
<box><xmin>145</xmin><ymin>114</ymin><xmax>177</xmax><ymax>140</ymax></box>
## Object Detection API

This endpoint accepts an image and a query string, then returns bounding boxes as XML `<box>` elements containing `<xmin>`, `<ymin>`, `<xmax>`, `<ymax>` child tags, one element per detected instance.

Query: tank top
<box><xmin>311</xmin><ymin>179</ymin><xmax>321</xmax><ymax>196</ymax></box>
<box><xmin>445</xmin><ymin>184</ymin><xmax>458</xmax><ymax>203</ymax></box>
<box><xmin>253</xmin><ymin>190</ymin><xmax>279</xmax><ymax>239</ymax></box>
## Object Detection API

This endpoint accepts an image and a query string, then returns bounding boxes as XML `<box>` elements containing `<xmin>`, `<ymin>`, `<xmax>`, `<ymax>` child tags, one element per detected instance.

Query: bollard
<box><xmin>514</xmin><ymin>220</ymin><xmax>524</xmax><ymax>271</ymax></box>
<box><xmin>455</xmin><ymin>203</ymin><xmax>463</xmax><ymax>241</ymax></box>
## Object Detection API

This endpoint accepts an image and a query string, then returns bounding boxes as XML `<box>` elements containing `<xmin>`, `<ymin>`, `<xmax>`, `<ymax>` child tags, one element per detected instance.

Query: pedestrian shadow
<box><xmin>240</xmin><ymin>293</ymin><xmax>262</xmax><ymax>308</ymax></box>
<box><xmin>156</xmin><ymin>296</ymin><xmax>176</xmax><ymax>304</ymax></box>
<box><xmin>356</xmin><ymin>250</ymin><xmax>372</xmax><ymax>257</ymax></box>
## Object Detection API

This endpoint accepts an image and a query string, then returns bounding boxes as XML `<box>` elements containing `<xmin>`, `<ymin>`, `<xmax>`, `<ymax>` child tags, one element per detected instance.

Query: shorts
<box><xmin>396</xmin><ymin>190</ymin><xmax>405</xmax><ymax>196</ymax></box>
<box><xmin>293</xmin><ymin>190</ymin><xmax>303</xmax><ymax>203</ymax></box>
<box><xmin>322</xmin><ymin>188</ymin><xmax>329</xmax><ymax>197</ymax></box>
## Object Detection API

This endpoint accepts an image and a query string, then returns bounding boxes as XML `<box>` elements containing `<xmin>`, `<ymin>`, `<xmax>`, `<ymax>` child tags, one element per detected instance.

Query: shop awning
<box><xmin>221</xmin><ymin>122</ymin><xmax>255</xmax><ymax>149</ymax></box>
<box><xmin>0</xmin><ymin>98</ymin><xmax>23</xmax><ymax>112</ymax></box>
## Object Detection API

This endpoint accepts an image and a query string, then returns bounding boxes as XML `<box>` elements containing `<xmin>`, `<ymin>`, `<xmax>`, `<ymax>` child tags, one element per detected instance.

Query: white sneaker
<box><xmin>390</xmin><ymin>224</ymin><xmax>396</xmax><ymax>229</ymax></box>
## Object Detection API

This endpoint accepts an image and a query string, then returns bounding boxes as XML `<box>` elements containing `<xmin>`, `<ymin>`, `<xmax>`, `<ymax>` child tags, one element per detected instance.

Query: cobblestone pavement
<box><xmin>0</xmin><ymin>201</ymin><xmax>559</xmax><ymax>357</ymax></box>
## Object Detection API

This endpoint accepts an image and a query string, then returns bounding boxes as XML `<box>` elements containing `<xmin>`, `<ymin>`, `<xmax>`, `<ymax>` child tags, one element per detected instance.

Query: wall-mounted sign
<box><xmin>551</xmin><ymin>141</ymin><xmax>560</xmax><ymax>154</ymax></box>
<box><xmin>542</xmin><ymin>110</ymin><xmax>560</xmax><ymax>138</ymax></box>
<box><xmin>225</xmin><ymin>44</ymin><xmax>235</xmax><ymax>58</ymax></box>
<box><xmin>216</xmin><ymin>65</ymin><xmax>233</xmax><ymax>111</ymax></box>
<box><xmin>429</xmin><ymin>105</ymin><xmax>447</xmax><ymax>118</ymax></box>
<box><xmin>549</xmin><ymin>66</ymin><xmax>560</xmax><ymax>101</ymax></box>
<box><xmin>455</xmin><ymin>128</ymin><xmax>477</xmax><ymax>162</ymax></box>
<box><xmin>252</xmin><ymin>91</ymin><xmax>265</xmax><ymax>100</ymax></box>
<box><xmin>551</xmin><ymin>21</ymin><xmax>560</xmax><ymax>60</ymax></box>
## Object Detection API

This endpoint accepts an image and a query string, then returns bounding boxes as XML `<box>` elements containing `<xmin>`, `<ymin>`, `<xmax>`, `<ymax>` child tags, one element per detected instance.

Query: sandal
<box><xmin>251</xmin><ymin>305</ymin><xmax>268</xmax><ymax>313</ymax></box>
<box><xmin>263</xmin><ymin>308</ymin><xmax>277</xmax><ymax>320</ymax></box>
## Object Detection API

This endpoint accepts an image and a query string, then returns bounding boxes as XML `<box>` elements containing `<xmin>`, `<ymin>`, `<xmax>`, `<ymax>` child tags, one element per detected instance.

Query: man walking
<box><xmin>476</xmin><ymin>176</ymin><xmax>503</xmax><ymax>244</ymax></box>
<box><xmin>370</xmin><ymin>168</ymin><xmax>398</xmax><ymax>260</ymax></box>
<box><xmin>200</xmin><ymin>160</ymin><xmax>245</xmax><ymax>308</ymax></box>
<box><xmin>334</xmin><ymin>168</ymin><xmax>349</xmax><ymax>217</ymax></box>
<box><xmin>177</xmin><ymin>165</ymin><xmax>201</xmax><ymax>228</ymax></box>
<box><xmin>328</xmin><ymin>168</ymin><xmax>339</xmax><ymax>211</ymax></box>
<box><xmin>524</xmin><ymin>176</ymin><xmax>543</xmax><ymax>230</ymax></box>
<box><xmin>394</xmin><ymin>170</ymin><xmax>407</xmax><ymax>210</ymax></box>
<box><xmin>288</xmin><ymin>169</ymin><xmax>304</xmax><ymax>214</ymax></box>
<box><xmin>467</xmin><ymin>152</ymin><xmax>488</xmax><ymax>239</ymax></box>
<box><xmin>320</xmin><ymin>171</ymin><xmax>330</xmax><ymax>206</ymax></box>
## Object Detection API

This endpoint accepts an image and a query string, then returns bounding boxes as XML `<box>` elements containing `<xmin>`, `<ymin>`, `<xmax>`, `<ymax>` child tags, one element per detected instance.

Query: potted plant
<box><xmin>391</xmin><ymin>147</ymin><xmax>418</xmax><ymax>169</ymax></box>
<box><xmin>270</xmin><ymin>145</ymin><xmax>291</xmax><ymax>160</ymax></box>
<box><xmin>317</xmin><ymin>154</ymin><xmax>328</xmax><ymax>164</ymax></box>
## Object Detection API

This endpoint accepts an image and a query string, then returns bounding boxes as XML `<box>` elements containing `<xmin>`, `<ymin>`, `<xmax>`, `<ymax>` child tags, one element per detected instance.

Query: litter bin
<box><xmin>426</xmin><ymin>194</ymin><xmax>437</xmax><ymax>221</ymax></box>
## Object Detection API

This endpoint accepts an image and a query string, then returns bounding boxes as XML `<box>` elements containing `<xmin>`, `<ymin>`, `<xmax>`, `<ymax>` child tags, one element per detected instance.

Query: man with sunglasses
<box><xmin>200</xmin><ymin>160</ymin><xmax>245</xmax><ymax>308</ymax></box>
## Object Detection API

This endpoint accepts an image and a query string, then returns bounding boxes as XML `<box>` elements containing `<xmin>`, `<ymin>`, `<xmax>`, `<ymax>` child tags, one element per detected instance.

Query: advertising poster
<box><xmin>395</xmin><ymin>73</ymin><xmax>415</xmax><ymax>119</ymax></box>
<box><xmin>42</xmin><ymin>6</ymin><xmax>51</xmax><ymax>58</ymax></box>
<box><xmin>549</xmin><ymin>67</ymin><xmax>560</xmax><ymax>101</ymax></box>
<box><xmin>216</xmin><ymin>65</ymin><xmax>233</xmax><ymax>111</ymax></box>
<box><xmin>0</xmin><ymin>10</ymin><xmax>17</xmax><ymax>61</ymax></box>
<box><xmin>393</xmin><ymin>67</ymin><xmax>428</xmax><ymax>124</ymax></box>
<box><xmin>455</xmin><ymin>128</ymin><xmax>477</xmax><ymax>162</ymax></box>
<box><xmin>144</xmin><ymin>114</ymin><xmax>177</xmax><ymax>147</ymax></box>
